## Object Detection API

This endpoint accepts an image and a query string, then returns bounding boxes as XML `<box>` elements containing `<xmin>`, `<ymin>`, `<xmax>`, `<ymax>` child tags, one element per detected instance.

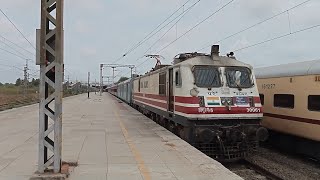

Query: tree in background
<box><xmin>15</xmin><ymin>78</ymin><xmax>22</xmax><ymax>86</ymax></box>
<box><xmin>31</xmin><ymin>78</ymin><xmax>40</xmax><ymax>86</ymax></box>
<box><xmin>0</xmin><ymin>82</ymin><xmax>3</xmax><ymax>86</ymax></box>
<box><xmin>117</xmin><ymin>77</ymin><xmax>129</xmax><ymax>84</ymax></box>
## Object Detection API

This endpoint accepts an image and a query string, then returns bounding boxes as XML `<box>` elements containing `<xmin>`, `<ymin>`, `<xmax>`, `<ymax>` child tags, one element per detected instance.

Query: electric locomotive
<box><xmin>113</xmin><ymin>45</ymin><xmax>268</xmax><ymax>161</ymax></box>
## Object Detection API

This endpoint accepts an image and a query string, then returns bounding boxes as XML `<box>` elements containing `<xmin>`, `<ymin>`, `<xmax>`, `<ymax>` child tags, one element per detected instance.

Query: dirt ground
<box><xmin>0</xmin><ymin>93</ymin><xmax>38</xmax><ymax>106</ymax></box>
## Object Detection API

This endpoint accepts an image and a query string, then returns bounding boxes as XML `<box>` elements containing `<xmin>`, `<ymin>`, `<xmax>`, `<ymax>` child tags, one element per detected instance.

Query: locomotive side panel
<box><xmin>132</xmin><ymin>71</ymin><xmax>168</xmax><ymax>112</ymax></box>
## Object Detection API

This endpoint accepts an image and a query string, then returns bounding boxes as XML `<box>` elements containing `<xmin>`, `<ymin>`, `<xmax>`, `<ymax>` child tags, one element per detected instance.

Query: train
<box><xmin>256</xmin><ymin>59</ymin><xmax>320</xmax><ymax>160</ymax></box>
<box><xmin>108</xmin><ymin>45</ymin><xmax>268</xmax><ymax>161</ymax></box>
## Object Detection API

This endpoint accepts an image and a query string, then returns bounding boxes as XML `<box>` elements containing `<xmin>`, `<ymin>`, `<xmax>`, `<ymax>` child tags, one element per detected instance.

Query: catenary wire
<box><xmin>155</xmin><ymin>0</ymin><xmax>236</xmax><ymax>54</ymax></box>
<box><xmin>116</xmin><ymin>0</ymin><xmax>201</xmax><ymax>78</ymax></box>
<box><xmin>0</xmin><ymin>38</ymin><xmax>31</xmax><ymax>59</ymax></box>
<box><xmin>135</xmin><ymin>0</ymin><xmax>312</xmax><ymax>75</ymax></box>
<box><xmin>196</xmin><ymin>0</ymin><xmax>312</xmax><ymax>51</ymax></box>
<box><xmin>229</xmin><ymin>24</ymin><xmax>320</xmax><ymax>53</ymax></box>
<box><xmin>125</xmin><ymin>0</ymin><xmax>236</xmax><ymax>75</ymax></box>
<box><xmin>111</xmin><ymin>0</ymin><xmax>195</xmax><ymax>63</ymax></box>
<box><xmin>0</xmin><ymin>35</ymin><xmax>35</xmax><ymax>56</ymax></box>
<box><xmin>0</xmin><ymin>47</ymin><xmax>28</xmax><ymax>60</ymax></box>
<box><xmin>0</xmin><ymin>9</ymin><xmax>36</xmax><ymax>50</ymax></box>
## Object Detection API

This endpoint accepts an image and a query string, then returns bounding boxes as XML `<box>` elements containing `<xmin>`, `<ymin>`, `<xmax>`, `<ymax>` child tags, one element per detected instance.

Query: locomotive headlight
<box><xmin>190</xmin><ymin>88</ymin><xmax>199</xmax><ymax>97</ymax></box>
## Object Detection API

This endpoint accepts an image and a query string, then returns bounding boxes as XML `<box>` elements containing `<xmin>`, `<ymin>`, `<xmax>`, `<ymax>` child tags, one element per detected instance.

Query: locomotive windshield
<box><xmin>193</xmin><ymin>66</ymin><xmax>221</xmax><ymax>87</ymax></box>
<box><xmin>225</xmin><ymin>67</ymin><xmax>253</xmax><ymax>88</ymax></box>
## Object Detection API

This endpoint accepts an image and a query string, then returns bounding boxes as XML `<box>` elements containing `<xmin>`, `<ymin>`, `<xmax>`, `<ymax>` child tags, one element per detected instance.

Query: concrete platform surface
<box><xmin>0</xmin><ymin>93</ymin><xmax>242</xmax><ymax>180</ymax></box>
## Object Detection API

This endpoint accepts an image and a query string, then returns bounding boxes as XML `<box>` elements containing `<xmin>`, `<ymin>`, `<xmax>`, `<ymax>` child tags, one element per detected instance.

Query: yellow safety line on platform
<box><xmin>114</xmin><ymin>110</ymin><xmax>151</xmax><ymax>180</ymax></box>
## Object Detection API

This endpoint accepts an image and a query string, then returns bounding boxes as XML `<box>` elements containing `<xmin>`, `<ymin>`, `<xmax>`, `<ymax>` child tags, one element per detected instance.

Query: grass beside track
<box><xmin>0</xmin><ymin>85</ymin><xmax>87</xmax><ymax>111</ymax></box>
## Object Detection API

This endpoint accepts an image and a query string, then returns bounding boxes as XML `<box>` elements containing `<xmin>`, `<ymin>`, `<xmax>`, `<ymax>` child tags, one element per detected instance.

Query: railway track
<box><xmin>225</xmin><ymin>159</ymin><xmax>283</xmax><ymax>180</ymax></box>
<box><xmin>227</xmin><ymin>147</ymin><xmax>320</xmax><ymax>180</ymax></box>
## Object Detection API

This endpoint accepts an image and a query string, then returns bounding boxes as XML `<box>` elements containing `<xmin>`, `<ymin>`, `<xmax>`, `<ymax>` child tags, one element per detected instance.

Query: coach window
<box><xmin>308</xmin><ymin>95</ymin><xmax>320</xmax><ymax>111</ymax></box>
<box><xmin>259</xmin><ymin>94</ymin><xmax>264</xmax><ymax>105</ymax></box>
<box><xmin>274</xmin><ymin>94</ymin><xmax>294</xmax><ymax>108</ymax></box>
<box><xmin>175</xmin><ymin>70</ymin><xmax>182</xmax><ymax>87</ymax></box>
<box><xmin>159</xmin><ymin>72</ymin><xmax>166</xmax><ymax>96</ymax></box>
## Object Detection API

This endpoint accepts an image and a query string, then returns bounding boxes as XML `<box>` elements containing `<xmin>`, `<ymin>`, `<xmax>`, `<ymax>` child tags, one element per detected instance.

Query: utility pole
<box><xmin>95</xmin><ymin>79</ymin><xmax>97</xmax><ymax>94</ymax></box>
<box><xmin>37</xmin><ymin>0</ymin><xmax>64</xmax><ymax>173</ymax></box>
<box><xmin>112</xmin><ymin>66</ymin><xmax>115</xmax><ymax>84</ymax></box>
<box><xmin>67</xmin><ymin>75</ymin><xmax>70</xmax><ymax>89</ymax></box>
<box><xmin>100</xmin><ymin>64</ymin><xmax>103</xmax><ymax>96</ymax></box>
<box><xmin>129</xmin><ymin>66</ymin><xmax>134</xmax><ymax>78</ymax></box>
<box><xmin>23</xmin><ymin>59</ymin><xmax>29</xmax><ymax>96</ymax></box>
<box><xmin>100</xmin><ymin>64</ymin><xmax>135</xmax><ymax>84</ymax></box>
<box><xmin>105</xmin><ymin>76</ymin><xmax>111</xmax><ymax>85</ymax></box>
<box><xmin>87</xmin><ymin>72</ymin><xmax>90</xmax><ymax>98</ymax></box>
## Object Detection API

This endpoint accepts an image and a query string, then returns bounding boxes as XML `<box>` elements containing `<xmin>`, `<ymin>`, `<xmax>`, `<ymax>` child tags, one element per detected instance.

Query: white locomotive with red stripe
<box><xmin>109</xmin><ymin>45</ymin><xmax>268</xmax><ymax>161</ymax></box>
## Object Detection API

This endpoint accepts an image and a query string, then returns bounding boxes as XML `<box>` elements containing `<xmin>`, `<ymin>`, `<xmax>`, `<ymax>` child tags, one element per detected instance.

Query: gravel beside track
<box><xmin>229</xmin><ymin>147</ymin><xmax>320</xmax><ymax>180</ymax></box>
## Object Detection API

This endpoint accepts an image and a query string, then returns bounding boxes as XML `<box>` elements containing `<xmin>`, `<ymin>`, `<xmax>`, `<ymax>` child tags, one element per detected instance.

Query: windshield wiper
<box><xmin>236</xmin><ymin>83</ymin><xmax>242</xmax><ymax>91</ymax></box>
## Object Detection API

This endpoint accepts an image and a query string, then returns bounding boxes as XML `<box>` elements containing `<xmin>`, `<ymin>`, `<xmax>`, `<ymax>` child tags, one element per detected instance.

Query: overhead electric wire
<box><xmin>0</xmin><ymin>47</ymin><xmax>27</xmax><ymax>60</ymax></box>
<box><xmin>130</xmin><ymin>0</ymin><xmax>314</xmax><ymax>76</ymax></box>
<box><xmin>125</xmin><ymin>0</ymin><xmax>236</xmax><ymax>75</ymax></box>
<box><xmin>196</xmin><ymin>0</ymin><xmax>312</xmax><ymax>51</ymax></box>
<box><xmin>123</xmin><ymin>0</ymin><xmax>194</xmax><ymax>54</ymax></box>
<box><xmin>0</xmin><ymin>38</ymin><xmax>30</xmax><ymax>59</ymax></box>
<box><xmin>230</xmin><ymin>24</ymin><xmax>320</xmax><ymax>53</ymax></box>
<box><xmin>111</xmin><ymin>0</ymin><xmax>194</xmax><ymax>63</ymax></box>
<box><xmin>0</xmin><ymin>63</ymin><xmax>23</xmax><ymax>71</ymax></box>
<box><xmin>0</xmin><ymin>9</ymin><xmax>36</xmax><ymax>50</ymax></box>
<box><xmin>29</xmin><ymin>69</ymin><xmax>40</xmax><ymax>76</ymax></box>
<box><xmin>121</xmin><ymin>23</ymin><xmax>320</xmax><ymax>77</ymax></box>
<box><xmin>145</xmin><ymin>0</ymin><xmax>201</xmax><ymax>54</ymax></box>
<box><xmin>0</xmin><ymin>35</ymin><xmax>35</xmax><ymax>56</ymax></box>
<box><xmin>155</xmin><ymin>0</ymin><xmax>236</xmax><ymax>54</ymax></box>
<box><xmin>121</xmin><ymin>0</ymin><xmax>236</xmax><ymax>76</ymax></box>
<box><xmin>116</xmin><ymin>0</ymin><xmax>201</xmax><ymax>78</ymax></box>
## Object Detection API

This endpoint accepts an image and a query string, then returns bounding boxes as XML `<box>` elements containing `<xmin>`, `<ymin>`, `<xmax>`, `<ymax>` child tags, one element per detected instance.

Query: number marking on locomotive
<box><xmin>198</xmin><ymin>107</ymin><xmax>214</xmax><ymax>113</ymax></box>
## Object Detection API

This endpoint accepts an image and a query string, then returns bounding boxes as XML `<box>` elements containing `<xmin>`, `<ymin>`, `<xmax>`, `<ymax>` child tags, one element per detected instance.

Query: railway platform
<box><xmin>0</xmin><ymin>93</ymin><xmax>241</xmax><ymax>180</ymax></box>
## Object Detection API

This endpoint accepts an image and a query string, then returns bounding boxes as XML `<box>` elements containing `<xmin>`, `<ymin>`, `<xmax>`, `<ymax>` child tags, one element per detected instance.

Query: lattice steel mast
<box><xmin>37</xmin><ymin>0</ymin><xmax>64</xmax><ymax>173</ymax></box>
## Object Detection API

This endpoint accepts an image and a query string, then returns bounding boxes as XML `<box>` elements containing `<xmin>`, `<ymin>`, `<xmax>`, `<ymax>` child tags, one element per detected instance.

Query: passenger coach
<box><xmin>256</xmin><ymin>59</ymin><xmax>320</xmax><ymax>159</ymax></box>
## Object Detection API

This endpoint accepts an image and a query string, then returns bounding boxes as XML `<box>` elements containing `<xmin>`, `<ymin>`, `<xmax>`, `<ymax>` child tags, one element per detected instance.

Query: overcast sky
<box><xmin>0</xmin><ymin>0</ymin><xmax>319</xmax><ymax>83</ymax></box>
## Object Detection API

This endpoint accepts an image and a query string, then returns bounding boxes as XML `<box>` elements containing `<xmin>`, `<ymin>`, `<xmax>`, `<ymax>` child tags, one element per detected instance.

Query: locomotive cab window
<box><xmin>175</xmin><ymin>70</ymin><xmax>182</xmax><ymax>87</ymax></box>
<box><xmin>308</xmin><ymin>95</ymin><xmax>320</xmax><ymax>111</ymax></box>
<box><xmin>193</xmin><ymin>66</ymin><xmax>221</xmax><ymax>87</ymax></box>
<box><xmin>225</xmin><ymin>67</ymin><xmax>253</xmax><ymax>88</ymax></box>
<box><xmin>274</xmin><ymin>94</ymin><xmax>294</xmax><ymax>109</ymax></box>
<box><xmin>159</xmin><ymin>72</ymin><xmax>166</xmax><ymax>96</ymax></box>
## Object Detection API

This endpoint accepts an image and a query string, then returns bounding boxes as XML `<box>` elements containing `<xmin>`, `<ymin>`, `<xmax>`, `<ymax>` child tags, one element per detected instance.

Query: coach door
<box><xmin>168</xmin><ymin>68</ymin><xmax>174</xmax><ymax>112</ymax></box>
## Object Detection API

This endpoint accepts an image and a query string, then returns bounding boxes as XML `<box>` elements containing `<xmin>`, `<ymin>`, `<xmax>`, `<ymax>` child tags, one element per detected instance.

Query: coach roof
<box><xmin>255</xmin><ymin>59</ymin><xmax>320</xmax><ymax>78</ymax></box>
